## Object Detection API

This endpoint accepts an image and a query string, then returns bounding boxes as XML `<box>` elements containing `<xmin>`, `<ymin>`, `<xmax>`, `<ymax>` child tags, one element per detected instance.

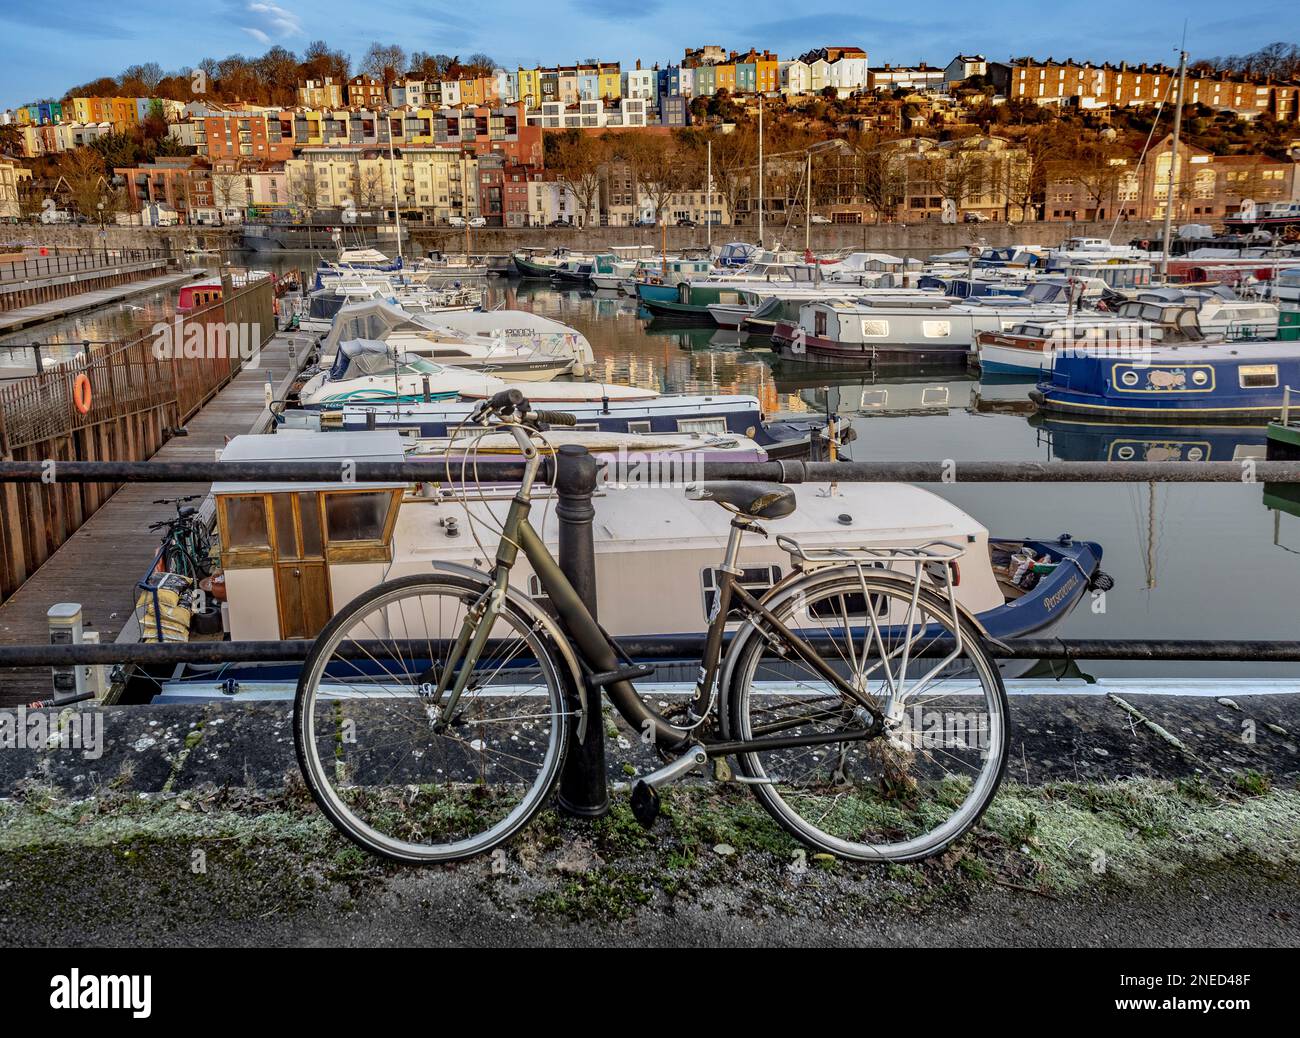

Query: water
<box><xmin>491</xmin><ymin>280</ymin><xmax>1300</xmax><ymax>681</ymax></box>
<box><xmin>13</xmin><ymin>261</ymin><xmax>1297</xmax><ymax>680</ymax></box>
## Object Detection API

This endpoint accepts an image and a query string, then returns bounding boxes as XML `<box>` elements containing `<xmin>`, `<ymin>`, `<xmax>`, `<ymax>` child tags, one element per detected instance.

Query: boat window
<box><xmin>701</xmin><ymin>564</ymin><xmax>782</xmax><ymax>619</ymax></box>
<box><xmin>860</xmin><ymin>388</ymin><xmax>888</xmax><ymax>409</ymax></box>
<box><xmin>1239</xmin><ymin>364</ymin><xmax>1278</xmax><ymax>388</ymax></box>
<box><xmin>628</xmin><ymin>420</ymin><xmax>653</xmax><ymax>434</ymax></box>
<box><xmin>921</xmin><ymin>387</ymin><xmax>950</xmax><ymax>407</ymax></box>
<box><xmin>1120</xmin><ymin>370</ymin><xmax>1140</xmax><ymax>387</ymax></box>
<box><xmin>325</xmin><ymin>491</ymin><xmax>393</xmax><ymax>542</ymax></box>
<box><xmin>677</xmin><ymin>417</ymin><xmax>728</xmax><ymax>435</ymax></box>
<box><xmin>273</xmin><ymin>495</ymin><xmax>298</xmax><ymax>556</ymax></box>
<box><xmin>860</xmin><ymin>319</ymin><xmax>889</xmax><ymax>337</ymax></box>
<box><xmin>298</xmin><ymin>493</ymin><xmax>324</xmax><ymax>556</ymax></box>
<box><xmin>815</xmin><ymin>311</ymin><xmax>828</xmax><ymax>337</ymax></box>
<box><xmin>573</xmin><ymin>423</ymin><xmax>601</xmax><ymax>431</ymax></box>
<box><xmin>922</xmin><ymin>321</ymin><xmax>952</xmax><ymax>338</ymax></box>
<box><xmin>223</xmin><ymin>496</ymin><xmax>269</xmax><ymax>549</ymax></box>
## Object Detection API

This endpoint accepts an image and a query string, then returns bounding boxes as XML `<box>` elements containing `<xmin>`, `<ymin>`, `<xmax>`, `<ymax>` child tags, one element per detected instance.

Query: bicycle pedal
<box><xmin>585</xmin><ymin>663</ymin><xmax>654</xmax><ymax>691</ymax></box>
<box><xmin>630</xmin><ymin>781</ymin><xmax>660</xmax><ymax>828</ymax></box>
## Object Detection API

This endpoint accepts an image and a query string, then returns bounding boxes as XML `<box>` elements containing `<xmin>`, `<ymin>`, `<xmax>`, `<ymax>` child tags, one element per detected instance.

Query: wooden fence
<box><xmin>0</xmin><ymin>275</ymin><xmax>276</xmax><ymax>602</ymax></box>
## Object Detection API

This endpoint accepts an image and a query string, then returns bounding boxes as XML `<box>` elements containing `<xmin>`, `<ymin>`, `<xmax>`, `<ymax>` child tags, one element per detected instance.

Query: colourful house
<box><xmin>714</xmin><ymin>64</ymin><xmax>737</xmax><ymax>94</ymax></box>
<box><xmin>694</xmin><ymin>64</ymin><xmax>716</xmax><ymax>97</ymax></box>
<box><xmin>518</xmin><ymin>67</ymin><xmax>542</xmax><ymax>108</ymax></box>
<box><xmin>598</xmin><ymin>64</ymin><xmax>622</xmax><ymax>100</ymax></box>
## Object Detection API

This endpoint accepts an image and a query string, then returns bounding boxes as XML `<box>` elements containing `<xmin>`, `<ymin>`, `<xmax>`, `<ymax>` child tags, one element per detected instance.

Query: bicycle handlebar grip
<box><xmin>487</xmin><ymin>388</ymin><xmax>525</xmax><ymax>413</ymax></box>
<box><xmin>534</xmin><ymin>410</ymin><xmax>577</xmax><ymax>427</ymax></box>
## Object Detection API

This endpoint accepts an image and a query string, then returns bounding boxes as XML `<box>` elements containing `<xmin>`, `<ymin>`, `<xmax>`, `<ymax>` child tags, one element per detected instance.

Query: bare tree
<box><xmin>854</xmin><ymin>142</ymin><xmax>906</xmax><ymax>222</ymax></box>
<box><xmin>210</xmin><ymin>169</ymin><xmax>244</xmax><ymax>225</ymax></box>
<box><xmin>56</xmin><ymin>148</ymin><xmax>108</xmax><ymax>218</ymax></box>
<box><xmin>546</xmin><ymin>130</ymin><xmax>609</xmax><ymax>227</ymax></box>
<box><xmin>362</xmin><ymin>43</ymin><xmax>408</xmax><ymax>87</ymax></box>
<box><xmin>617</xmin><ymin>134</ymin><xmax>696</xmax><ymax>224</ymax></box>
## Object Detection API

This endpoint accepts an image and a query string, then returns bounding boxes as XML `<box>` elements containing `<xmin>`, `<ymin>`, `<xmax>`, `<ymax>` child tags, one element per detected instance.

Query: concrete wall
<box><xmin>18</xmin><ymin>219</ymin><xmax>1168</xmax><ymax>258</ymax></box>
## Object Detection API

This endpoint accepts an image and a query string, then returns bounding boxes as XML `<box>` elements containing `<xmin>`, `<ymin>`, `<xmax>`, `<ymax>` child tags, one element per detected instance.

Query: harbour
<box><xmin>2</xmin><ymin>8</ymin><xmax>1299</xmax><ymax>966</ymax></box>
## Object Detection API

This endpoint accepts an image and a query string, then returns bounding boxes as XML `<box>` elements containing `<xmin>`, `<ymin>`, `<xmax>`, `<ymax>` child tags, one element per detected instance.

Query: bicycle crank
<box><xmin>629</xmin><ymin>746</ymin><xmax>708</xmax><ymax>828</ymax></box>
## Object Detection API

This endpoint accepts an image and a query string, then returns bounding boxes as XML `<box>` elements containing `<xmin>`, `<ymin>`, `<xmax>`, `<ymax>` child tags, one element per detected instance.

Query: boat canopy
<box><xmin>329</xmin><ymin>338</ymin><xmax>436</xmax><ymax>381</ymax></box>
<box><xmin>214</xmin><ymin>430</ymin><xmax>408</xmax><ymax>495</ymax></box>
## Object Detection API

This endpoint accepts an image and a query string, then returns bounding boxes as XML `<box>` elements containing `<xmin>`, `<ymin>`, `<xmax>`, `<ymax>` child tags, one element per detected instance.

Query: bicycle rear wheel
<box><xmin>726</xmin><ymin>567</ymin><xmax>1008</xmax><ymax>863</ymax></box>
<box><xmin>293</xmin><ymin>574</ymin><xmax>570</xmax><ymax>863</ymax></box>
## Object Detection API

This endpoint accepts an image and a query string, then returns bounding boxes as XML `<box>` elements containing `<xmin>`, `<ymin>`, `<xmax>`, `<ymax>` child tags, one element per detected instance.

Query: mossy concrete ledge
<box><xmin>0</xmin><ymin>778</ymin><xmax>1296</xmax><ymax>947</ymax></box>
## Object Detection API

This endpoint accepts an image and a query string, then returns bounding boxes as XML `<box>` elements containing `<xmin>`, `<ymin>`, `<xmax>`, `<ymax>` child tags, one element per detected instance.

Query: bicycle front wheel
<box><xmin>294</xmin><ymin>574</ymin><xmax>571</xmax><ymax>863</ymax></box>
<box><xmin>726</xmin><ymin>567</ymin><xmax>1008</xmax><ymax>863</ymax></box>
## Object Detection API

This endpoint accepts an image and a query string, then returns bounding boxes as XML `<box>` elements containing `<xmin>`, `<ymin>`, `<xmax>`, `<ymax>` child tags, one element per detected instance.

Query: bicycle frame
<box><xmin>435</xmin><ymin>422</ymin><xmax>885</xmax><ymax>760</ymax></box>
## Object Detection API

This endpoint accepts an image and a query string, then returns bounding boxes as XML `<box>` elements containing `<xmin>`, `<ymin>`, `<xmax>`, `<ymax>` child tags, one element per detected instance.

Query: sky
<box><xmin>2</xmin><ymin>0</ymin><xmax>1297</xmax><ymax>108</ymax></box>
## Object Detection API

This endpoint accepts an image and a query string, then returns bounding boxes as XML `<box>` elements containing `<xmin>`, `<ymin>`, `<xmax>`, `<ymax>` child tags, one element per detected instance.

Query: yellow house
<box><xmin>755</xmin><ymin>56</ymin><xmax>779</xmax><ymax>94</ymax></box>
<box><xmin>715</xmin><ymin>64</ymin><xmax>737</xmax><ymax>93</ymax></box>
<box><xmin>598</xmin><ymin>64</ymin><xmax>622</xmax><ymax>100</ymax></box>
<box><xmin>517</xmin><ymin>67</ymin><xmax>542</xmax><ymax>109</ymax></box>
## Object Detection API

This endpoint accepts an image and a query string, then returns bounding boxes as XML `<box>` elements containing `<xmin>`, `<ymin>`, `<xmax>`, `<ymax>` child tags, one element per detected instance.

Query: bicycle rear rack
<box><xmin>772</xmin><ymin>536</ymin><xmax>970</xmax><ymax>714</ymax></box>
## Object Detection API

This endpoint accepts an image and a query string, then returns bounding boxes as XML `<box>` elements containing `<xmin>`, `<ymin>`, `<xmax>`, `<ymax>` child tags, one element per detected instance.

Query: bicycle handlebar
<box><xmin>532</xmin><ymin>410</ymin><xmax>577</xmax><ymax>427</ymax></box>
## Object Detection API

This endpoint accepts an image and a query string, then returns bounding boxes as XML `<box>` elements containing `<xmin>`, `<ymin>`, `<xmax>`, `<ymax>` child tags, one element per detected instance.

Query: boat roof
<box><xmin>393</xmin><ymin>482</ymin><xmax>986</xmax><ymax>557</ymax></box>
<box><xmin>1095</xmin><ymin>341</ymin><xmax>1300</xmax><ymax>363</ymax></box>
<box><xmin>213</xmin><ymin>431</ymin><xmax>408</xmax><ymax>494</ymax></box>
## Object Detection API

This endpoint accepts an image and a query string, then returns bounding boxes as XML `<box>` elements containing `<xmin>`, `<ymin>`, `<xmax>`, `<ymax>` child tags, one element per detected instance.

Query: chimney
<box><xmin>636</xmin><ymin>59</ymin><xmax>641</xmax><ymax>71</ymax></box>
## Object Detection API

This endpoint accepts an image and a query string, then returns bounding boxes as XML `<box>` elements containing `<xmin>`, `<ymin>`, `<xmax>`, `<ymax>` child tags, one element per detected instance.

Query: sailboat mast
<box><xmin>387</xmin><ymin>119</ymin><xmax>403</xmax><ymax>262</ymax></box>
<box><xmin>706</xmin><ymin>139</ymin><xmax>712</xmax><ymax>250</ymax></box>
<box><xmin>758</xmin><ymin>97</ymin><xmax>765</xmax><ymax>245</ymax></box>
<box><xmin>1159</xmin><ymin>49</ymin><xmax>1187</xmax><ymax>283</ymax></box>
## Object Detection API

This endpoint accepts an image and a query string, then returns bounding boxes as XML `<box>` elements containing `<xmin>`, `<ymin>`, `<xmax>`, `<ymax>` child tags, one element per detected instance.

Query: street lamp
<box><xmin>96</xmin><ymin>200</ymin><xmax>107</xmax><ymax>264</ymax></box>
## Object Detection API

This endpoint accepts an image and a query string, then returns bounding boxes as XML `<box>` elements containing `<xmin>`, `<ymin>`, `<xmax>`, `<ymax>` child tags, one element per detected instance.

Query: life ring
<box><xmin>72</xmin><ymin>373</ymin><xmax>92</xmax><ymax>415</ymax></box>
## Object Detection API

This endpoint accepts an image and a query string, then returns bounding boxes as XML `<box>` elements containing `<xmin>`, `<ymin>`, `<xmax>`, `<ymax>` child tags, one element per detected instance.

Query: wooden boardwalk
<box><xmin>0</xmin><ymin>331</ymin><xmax>309</xmax><ymax>703</ymax></box>
<box><xmin>0</xmin><ymin>269</ymin><xmax>204</xmax><ymax>335</ymax></box>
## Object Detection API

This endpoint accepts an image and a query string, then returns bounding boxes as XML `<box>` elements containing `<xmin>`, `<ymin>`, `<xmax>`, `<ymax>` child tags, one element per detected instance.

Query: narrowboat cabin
<box><xmin>1031</xmin><ymin>342</ymin><xmax>1300</xmax><ymax>421</ymax></box>
<box><xmin>177</xmin><ymin>279</ymin><xmax>224</xmax><ymax>312</ymax></box>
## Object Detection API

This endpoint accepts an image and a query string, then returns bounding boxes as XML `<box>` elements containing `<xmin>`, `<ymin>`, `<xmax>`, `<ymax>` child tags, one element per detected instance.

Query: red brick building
<box><xmin>202</xmin><ymin>110</ymin><xmax>294</xmax><ymax>163</ymax></box>
<box><xmin>1009</xmin><ymin>58</ymin><xmax>1300</xmax><ymax>121</ymax></box>
<box><xmin>114</xmin><ymin>158</ymin><xmax>213</xmax><ymax>221</ymax></box>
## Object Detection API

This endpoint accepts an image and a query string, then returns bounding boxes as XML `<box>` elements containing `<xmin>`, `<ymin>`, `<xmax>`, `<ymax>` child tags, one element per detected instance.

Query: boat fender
<box><xmin>1089</xmin><ymin>571</ymin><xmax>1115</xmax><ymax>592</ymax></box>
<box><xmin>72</xmin><ymin>373</ymin><xmax>92</xmax><ymax>415</ymax></box>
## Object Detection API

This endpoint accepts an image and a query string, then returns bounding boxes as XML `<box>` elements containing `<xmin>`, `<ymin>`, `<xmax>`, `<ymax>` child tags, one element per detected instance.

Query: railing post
<box><xmin>554</xmin><ymin>443</ymin><xmax>609</xmax><ymax>818</ymax></box>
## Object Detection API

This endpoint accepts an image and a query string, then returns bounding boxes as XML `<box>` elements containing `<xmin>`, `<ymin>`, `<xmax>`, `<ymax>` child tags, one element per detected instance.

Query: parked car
<box><xmin>810</xmin><ymin>214</ymin><xmax>831</xmax><ymax>224</ymax></box>
<box><xmin>467</xmin><ymin>216</ymin><xmax>487</xmax><ymax>228</ymax></box>
<box><xmin>447</xmin><ymin>216</ymin><xmax>465</xmax><ymax>227</ymax></box>
<box><xmin>548</xmin><ymin>218</ymin><xmax>572</xmax><ymax>227</ymax></box>
<box><xmin>676</xmin><ymin>218</ymin><xmax>697</xmax><ymax>227</ymax></box>
<box><xmin>633</xmin><ymin>218</ymin><xmax>656</xmax><ymax>227</ymax></box>
<box><xmin>963</xmin><ymin>212</ymin><xmax>990</xmax><ymax>223</ymax></box>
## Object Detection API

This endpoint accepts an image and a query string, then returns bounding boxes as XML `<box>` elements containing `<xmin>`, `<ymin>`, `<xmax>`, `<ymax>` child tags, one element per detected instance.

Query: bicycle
<box><xmin>293</xmin><ymin>389</ymin><xmax>1009</xmax><ymax>864</ymax></box>
<box><xmin>149</xmin><ymin>495</ymin><xmax>212</xmax><ymax>579</ymax></box>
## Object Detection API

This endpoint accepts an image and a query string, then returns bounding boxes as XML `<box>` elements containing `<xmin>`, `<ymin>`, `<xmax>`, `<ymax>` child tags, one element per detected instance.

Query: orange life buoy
<box><xmin>72</xmin><ymin>373</ymin><xmax>92</xmax><ymax>414</ymax></box>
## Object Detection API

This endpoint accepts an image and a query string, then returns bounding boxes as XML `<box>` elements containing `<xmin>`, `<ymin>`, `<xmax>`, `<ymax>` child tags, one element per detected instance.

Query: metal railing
<box><xmin>3</xmin><ymin>451</ymin><xmax>1299</xmax><ymax>811</ymax></box>
<box><xmin>0</xmin><ymin>247</ymin><xmax>173</xmax><ymax>284</ymax></box>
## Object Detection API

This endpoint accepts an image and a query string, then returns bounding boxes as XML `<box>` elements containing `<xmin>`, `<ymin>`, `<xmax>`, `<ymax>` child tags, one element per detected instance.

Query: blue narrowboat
<box><xmin>1031</xmin><ymin>342</ymin><xmax>1300</xmax><ymax>421</ymax></box>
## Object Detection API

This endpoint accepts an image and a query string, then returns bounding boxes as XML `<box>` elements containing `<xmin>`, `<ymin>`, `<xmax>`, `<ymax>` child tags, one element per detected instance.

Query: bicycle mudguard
<box><xmin>717</xmin><ymin>566</ymin><xmax>999</xmax><ymax>718</ymax></box>
<box><xmin>427</xmin><ymin>560</ymin><xmax>593</xmax><ymax>741</ymax></box>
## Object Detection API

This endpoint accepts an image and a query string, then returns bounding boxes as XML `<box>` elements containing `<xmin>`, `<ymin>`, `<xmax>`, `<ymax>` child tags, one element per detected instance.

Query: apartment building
<box><xmin>1044</xmin><ymin>132</ymin><xmax>1298</xmax><ymax>221</ymax></box>
<box><xmin>284</xmin><ymin>145</ymin><xmax>479</xmax><ymax>223</ymax></box>
<box><xmin>114</xmin><ymin>158</ymin><xmax>213</xmax><ymax>221</ymax></box>
<box><xmin>1009</xmin><ymin>58</ymin><xmax>1300</xmax><ymax>120</ymax></box>
<box><xmin>202</xmin><ymin>109</ymin><xmax>294</xmax><ymax>162</ymax></box>
<box><xmin>297</xmin><ymin>78</ymin><xmax>343</xmax><ymax>108</ymax></box>
<box><xmin>526</xmin><ymin>98</ymin><xmax>649</xmax><ymax>129</ymax></box>
<box><xmin>347</xmin><ymin>76</ymin><xmax>387</xmax><ymax>108</ymax></box>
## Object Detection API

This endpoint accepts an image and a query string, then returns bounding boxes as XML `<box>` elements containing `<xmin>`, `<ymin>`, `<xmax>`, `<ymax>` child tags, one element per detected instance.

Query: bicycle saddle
<box><xmin>690</xmin><ymin>481</ymin><xmax>796</xmax><ymax>520</ymax></box>
<box><xmin>178</xmin><ymin>506</ymin><xmax>198</xmax><ymax>519</ymax></box>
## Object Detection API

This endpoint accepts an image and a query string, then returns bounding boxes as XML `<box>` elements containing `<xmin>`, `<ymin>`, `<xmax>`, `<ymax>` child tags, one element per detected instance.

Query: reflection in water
<box><xmin>8</xmin><ymin>264</ymin><xmax>1298</xmax><ymax>675</ymax></box>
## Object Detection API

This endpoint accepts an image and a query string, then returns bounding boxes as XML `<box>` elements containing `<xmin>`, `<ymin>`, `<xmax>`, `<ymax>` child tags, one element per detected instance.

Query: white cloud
<box><xmin>238</xmin><ymin>1</ymin><xmax>303</xmax><ymax>43</ymax></box>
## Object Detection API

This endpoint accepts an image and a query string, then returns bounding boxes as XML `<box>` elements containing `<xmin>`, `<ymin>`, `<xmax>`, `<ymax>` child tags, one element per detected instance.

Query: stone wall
<box><xmin>12</xmin><ymin>219</ymin><xmax>1168</xmax><ymax>259</ymax></box>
